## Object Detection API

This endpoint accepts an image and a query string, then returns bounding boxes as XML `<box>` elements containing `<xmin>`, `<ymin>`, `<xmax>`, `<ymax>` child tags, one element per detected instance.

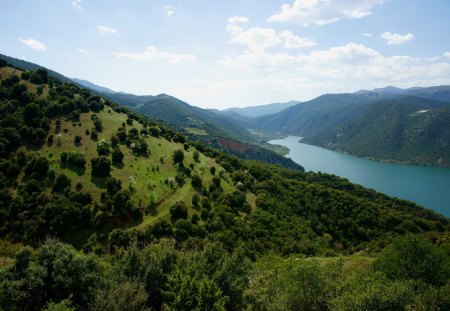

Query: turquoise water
<box><xmin>269</xmin><ymin>136</ymin><xmax>450</xmax><ymax>217</ymax></box>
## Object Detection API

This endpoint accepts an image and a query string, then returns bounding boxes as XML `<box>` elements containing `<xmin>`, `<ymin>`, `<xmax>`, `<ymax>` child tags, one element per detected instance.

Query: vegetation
<box><xmin>305</xmin><ymin>97</ymin><xmax>450</xmax><ymax>166</ymax></box>
<box><xmin>0</xmin><ymin>60</ymin><xmax>449</xmax><ymax>310</ymax></box>
<box><xmin>244</xmin><ymin>88</ymin><xmax>450</xmax><ymax>166</ymax></box>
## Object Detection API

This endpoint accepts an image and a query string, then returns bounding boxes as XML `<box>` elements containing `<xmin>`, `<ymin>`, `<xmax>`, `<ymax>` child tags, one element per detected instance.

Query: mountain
<box><xmin>248</xmin><ymin>87</ymin><xmax>450</xmax><ymax>166</ymax></box>
<box><xmin>79</xmin><ymin>82</ymin><xmax>304</xmax><ymax>170</ymax></box>
<box><xmin>1</xmin><ymin>57</ymin><xmax>450</xmax><ymax>311</ymax></box>
<box><xmin>223</xmin><ymin>100</ymin><xmax>301</xmax><ymax>117</ymax></box>
<box><xmin>72</xmin><ymin>78</ymin><xmax>117</xmax><ymax>94</ymax></box>
<box><xmin>0</xmin><ymin>54</ymin><xmax>74</xmax><ymax>84</ymax></box>
<box><xmin>304</xmin><ymin>97</ymin><xmax>450</xmax><ymax>166</ymax></box>
<box><xmin>0</xmin><ymin>54</ymin><xmax>301</xmax><ymax>170</ymax></box>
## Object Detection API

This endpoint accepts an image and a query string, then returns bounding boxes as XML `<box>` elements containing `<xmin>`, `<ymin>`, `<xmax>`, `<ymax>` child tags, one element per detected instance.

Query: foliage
<box><xmin>172</xmin><ymin>149</ymin><xmax>184</xmax><ymax>165</ymax></box>
<box><xmin>374</xmin><ymin>234</ymin><xmax>450</xmax><ymax>285</ymax></box>
<box><xmin>91</xmin><ymin>156</ymin><xmax>111</xmax><ymax>177</ymax></box>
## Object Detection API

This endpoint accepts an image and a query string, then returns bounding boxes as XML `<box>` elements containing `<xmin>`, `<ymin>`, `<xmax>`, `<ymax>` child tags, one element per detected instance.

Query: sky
<box><xmin>1</xmin><ymin>0</ymin><xmax>450</xmax><ymax>109</ymax></box>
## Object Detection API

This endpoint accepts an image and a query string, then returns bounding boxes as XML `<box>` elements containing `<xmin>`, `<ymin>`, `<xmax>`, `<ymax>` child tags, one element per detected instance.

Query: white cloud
<box><xmin>19</xmin><ymin>38</ymin><xmax>46</xmax><ymax>50</ymax></box>
<box><xmin>226</xmin><ymin>17</ymin><xmax>316</xmax><ymax>52</ymax></box>
<box><xmin>363</xmin><ymin>32</ymin><xmax>373</xmax><ymax>38</ymax></box>
<box><xmin>97</xmin><ymin>25</ymin><xmax>117</xmax><ymax>35</ymax></box>
<box><xmin>280</xmin><ymin>30</ymin><xmax>317</xmax><ymax>48</ymax></box>
<box><xmin>228</xmin><ymin>16</ymin><xmax>249</xmax><ymax>24</ymax></box>
<box><xmin>267</xmin><ymin>0</ymin><xmax>385</xmax><ymax>26</ymax></box>
<box><xmin>77</xmin><ymin>48</ymin><xmax>89</xmax><ymax>55</ymax></box>
<box><xmin>113</xmin><ymin>46</ymin><xmax>196</xmax><ymax>64</ymax></box>
<box><xmin>218</xmin><ymin>42</ymin><xmax>450</xmax><ymax>89</ymax></box>
<box><xmin>164</xmin><ymin>6</ymin><xmax>175</xmax><ymax>16</ymax></box>
<box><xmin>444</xmin><ymin>52</ymin><xmax>450</xmax><ymax>59</ymax></box>
<box><xmin>381</xmin><ymin>32</ymin><xmax>414</xmax><ymax>45</ymax></box>
<box><xmin>71</xmin><ymin>0</ymin><xmax>82</xmax><ymax>11</ymax></box>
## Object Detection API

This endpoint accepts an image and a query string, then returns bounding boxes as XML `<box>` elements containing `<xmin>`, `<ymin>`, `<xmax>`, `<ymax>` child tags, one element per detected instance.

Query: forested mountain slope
<box><xmin>0</xmin><ymin>59</ymin><xmax>449</xmax><ymax>310</ymax></box>
<box><xmin>304</xmin><ymin>97</ymin><xmax>450</xmax><ymax>166</ymax></box>
<box><xmin>248</xmin><ymin>88</ymin><xmax>450</xmax><ymax>166</ymax></box>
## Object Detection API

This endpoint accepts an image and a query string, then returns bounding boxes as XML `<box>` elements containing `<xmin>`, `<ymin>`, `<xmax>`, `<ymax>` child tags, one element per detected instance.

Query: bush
<box><xmin>170</xmin><ymin>201</ymin><xmax>188</xmax><ymax>222</ymax></box>
<box><xmin>52</xmin><ymin>174</ymin><xmax>71</xmax><ymax>193</ymax></box>
<box><xmin>172</xmin><ymin>149</ymin><xmax>184</xmax><ymax>165</ymax></box>
<box><xmin>91</xmin><ymin>156</ymin><xmax>111</xmax><ymax>177</ymax></box>
<box><xmin>97</xmin><ymin>139</ymin><xmax>111</xmax><ymax>156</ymax></box>
<box><xmin>74</xmin><ymin>135</ymin><xmax>82</xmax><ymax>145</ymax></box>
<box><xmin>112</xmin><ymin>148</ymin><xmax>124</xmax><ymax>163</ymax></box>
<box><xmin>374</xmin><ymin>234</ymin><xmax>449</xmax><ymax>286</ymax></box>
<box><xmin>193</xmin><ymin>150</ymin><xmax>200</xmax><ymax>162</ymax></box>
<box><xmin>191</xmin><ymin>174</ymin><xmax>203</xmax><ymax>190</ymax></box>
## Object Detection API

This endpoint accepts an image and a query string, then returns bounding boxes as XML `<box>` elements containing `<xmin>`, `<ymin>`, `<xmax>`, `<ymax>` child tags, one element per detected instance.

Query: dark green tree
<box><xmin>172</xmin><ymin>149</ymin><xmax>184</xmax><ymax>165</ymax></box>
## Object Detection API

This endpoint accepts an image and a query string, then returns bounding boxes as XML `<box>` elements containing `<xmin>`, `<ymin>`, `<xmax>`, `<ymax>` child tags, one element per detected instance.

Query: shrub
<box><xmin>169</xmin><ymin>201</ymin><xmax>188</xmax><ymax>223</ymax></box>
<box><xmin>91</xmin><ymin>156</ymin><xmax>111</xmax><ymax>177</ymax></box>
<box><xmin>52</xmin><ymin>174</ymin><xmax>71</xmax><ymax>193</ymax></box>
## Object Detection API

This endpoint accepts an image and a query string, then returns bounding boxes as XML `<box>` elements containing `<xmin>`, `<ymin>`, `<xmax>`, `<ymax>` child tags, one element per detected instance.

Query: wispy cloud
<box><xmin>164</xmin><ymin>6</ymin><xmax>175</xmax><ymax>16</ymax></box>
<box><xmin>267</xmin><ymin>0</ymin><xmax>385</xmax><ymax>26</ymax></box>
<box><xmin>363</xmin><ymin>32</ymin><xmax>373</xmax><ymax>38</ymax></box>
<box><xmin>97</xmin><ymin>25</ymin><xmax>117</xmax><ymax>35</ymax></box>
<box><xmin>218</xmin><ymin>42</ymin><xmax>450</xmax><ymax>90</ymax></box>
<box><xmin>77</xmin><ymin>48</ymin><xmax>89</xmax><ymax>55</ymax></box>
<box><xmin>444</xmin><ymin>52</ymin><xmax>450</xmax><ymax>59</ymax></box>
<box><xmin>71</xmin><ymin>0</ymin><xmax>82</xmax><ymax>11</ymax></box>
<box><xmin>19</xmin><ymin>38</ymin><xmax>46</xmax><ymax>50</ymax></box>
<box><xmin>113</xmin><ymin>46</ymin><xmax>196</xmax><ymax>64</ymax></box>
<box><xmin>226</xmin><ymin>17</ymin><xmax>316</xmax><ymax>52</ymax></box>
<box><xmin>381</xmin><ymin>32</ymin><xmax>414</xmax><ymax>45</ymax></box>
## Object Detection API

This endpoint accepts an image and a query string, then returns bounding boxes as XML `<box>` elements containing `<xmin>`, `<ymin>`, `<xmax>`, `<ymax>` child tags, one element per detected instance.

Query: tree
<box><xmin>191</xmin><ymin>174</ymin><xmax>203</xmax><ymax>190</ymax></box>
<box><xmin>172</xmin><ymin>149</ymin><xmax>184</xmax><ymax>165</ymax></box>
<box><xmin>106</xmin><ymin>177</ymin><xmax>122</xmax><ymax>195</ymax></box>
<box><xmin>170</xmin><ymin>201</ymin><xmax>188</xmax><ymax>222</ymax></box>
<box><xmin>91</xmin><ymin>156</ymin><xmax>111</xmax><ymax>177</ymax></box>
<box><xmin>23</xmin><ymin>103</ymin><xmax>42</xmax><ymax>126</ymax></box>
<box><xmin>36</xmin><ymin>68</ymin><xmax>48</xmax><ymax>83</ymax></box>
<box><xmin>193</xmin><ymin>150</ymin><xmax>200</xmax><ymax>162</ymax></box>
<box><xmin>74</xmin><ymin>135</ymin><xmax>82</xmax><ymax>145</ymax></box>
<box><xmin>374</xmin><ymin>234</ymin><xmax>449</xmax><ymax>286</ymax></box>
<box><xmin>112</xmin><ymin>148</ymin><xmax>124</xmax><ymax>163</ymax></box>
<box><xmin>52</xmin><ymin>174</ymin><xmax>71</xmax><ymax>193</ymax></box>
<box><xmin>97</xmin><ymin>139</ymin><xmax>111</xmax><ymax>156</ymax></box>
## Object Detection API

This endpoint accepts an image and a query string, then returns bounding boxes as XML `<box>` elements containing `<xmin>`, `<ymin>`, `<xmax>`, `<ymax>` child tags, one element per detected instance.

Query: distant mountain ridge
<box><xmin>223</xmin><ymin>100</ymin><xmax>301</xmax><ymax>117</ymax></box>
<box><xmin>71</xmin><ymin>78</ymin><xmax>117</xmax><ymax>94</ymax></box>
<box><xmin>246</xmin><ymin>86</ymin><xmax>450</xmax><ymax>166</ymax></box>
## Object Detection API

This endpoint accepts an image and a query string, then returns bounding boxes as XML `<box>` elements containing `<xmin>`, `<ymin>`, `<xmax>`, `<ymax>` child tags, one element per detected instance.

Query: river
<box><xmin>269</xmin><ymin>136</ymin><xmax>450</xmax><ymax>217</ymax></box>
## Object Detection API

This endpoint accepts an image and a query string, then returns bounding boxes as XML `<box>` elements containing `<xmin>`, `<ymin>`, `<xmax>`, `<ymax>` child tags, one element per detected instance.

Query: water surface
<box><xmin>269</xmin><ymin>136</ymin><xmax>450</xmax><ymax>217</ymax></box>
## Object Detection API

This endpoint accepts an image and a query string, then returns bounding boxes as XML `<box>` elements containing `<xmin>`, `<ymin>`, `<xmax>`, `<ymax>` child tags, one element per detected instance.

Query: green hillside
<box><xmin>304</xmin><ymin>97</ymin><xmax>450</xmax><ymax>166</ymax></box>
<box><xmin>75</xmin><ymin>78</ymin><xmax>303</xmax><ymax>170</ymax></box>
<box><xmin>248</xmin><ymin>89</ymin><xmax>450</xmax><ymax>166</ymax></box>
<box><xmin>0</xmin><ymin>61</ymin><xmax>449</xmax><ymax>310</ymax></box>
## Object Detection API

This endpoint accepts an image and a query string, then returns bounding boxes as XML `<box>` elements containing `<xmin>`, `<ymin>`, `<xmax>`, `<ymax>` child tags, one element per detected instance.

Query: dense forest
<box><xmin>0</xmin><ymin>59</ymin><xmax>449</xmax><ymax>310</ymax></box>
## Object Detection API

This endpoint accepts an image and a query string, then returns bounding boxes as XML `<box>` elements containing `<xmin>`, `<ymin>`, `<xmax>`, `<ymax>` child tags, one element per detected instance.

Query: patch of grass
<box><xmin>185</xmin><ymin>127</ymin><xmax>208</xmax><ymax>136</ymax></box>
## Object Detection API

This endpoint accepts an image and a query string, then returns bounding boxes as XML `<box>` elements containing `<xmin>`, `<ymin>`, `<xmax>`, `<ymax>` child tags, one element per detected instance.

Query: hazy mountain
<box><xmin>223</xmin><ymin>100</ymin><xmax>301</xmax><ymax>117</ymax></box>
<box><xmin>71</xmin><ymin>78</ymin><xmax>116</xmax><ymax>94</ymax></box>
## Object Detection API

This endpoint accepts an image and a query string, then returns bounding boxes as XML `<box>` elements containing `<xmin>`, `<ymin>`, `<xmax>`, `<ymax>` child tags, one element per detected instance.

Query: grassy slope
<box><xmin>0</xmin><ymin>66</ymin><xmax>237</xmax><ymax>242</ymax></box>
<box><xmin>39</xmin><ymin>109</ymin><xmax>234</xmax><ymax>227</ymax></box>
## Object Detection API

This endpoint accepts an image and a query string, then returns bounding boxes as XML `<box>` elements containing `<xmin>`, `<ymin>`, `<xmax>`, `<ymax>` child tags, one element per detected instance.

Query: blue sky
<box><xmin>1</xmin><ymin>0</ymin><xmax>450</xmax><ymax>108</ymax></box>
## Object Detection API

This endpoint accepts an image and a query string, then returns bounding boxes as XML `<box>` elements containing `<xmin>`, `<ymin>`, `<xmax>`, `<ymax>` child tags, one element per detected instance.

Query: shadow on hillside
<box><xmin>112</xmin><ymin>162</ymin><xmax>124</xmax><ymax>169</ymax></box>
<box><xmin>60</xmin><ymin>163</ymin><xmax>86</xmax><ymax>176</ymax></box>
<box><xmin>90</xmin><ymin>176</ymin><xmax>107</xmax><ymax>189</ymax></box>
